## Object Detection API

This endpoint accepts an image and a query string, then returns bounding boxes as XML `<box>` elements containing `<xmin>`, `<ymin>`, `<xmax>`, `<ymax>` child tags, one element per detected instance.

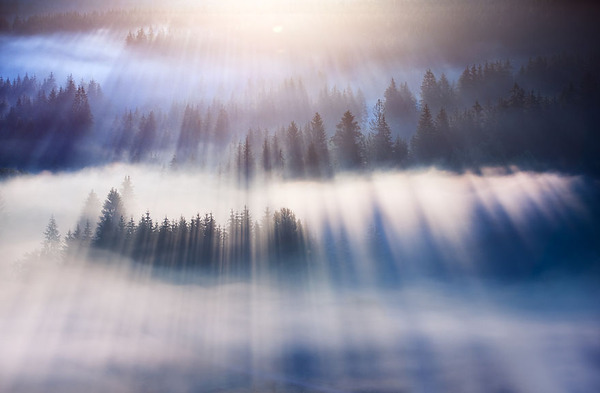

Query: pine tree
<box><xmin>434</xmin><ymin>107</ymin><xmax>451</xmax><ymax>162</ymax></box>
<box><xmin>332</xmin><ymin>110</ymin><xmax>364</xmax><ymax>170</ymax></box>
<box><xmin>438</xmin><ymin>73</ymin><xmax>455</xmax><ymax>110</ymax></box>
<box><xmin>94</xmin><ymin>188</ymin><xmax>125</xmax><ymax>249</ymax></box>
<box><xmin>262</xmin><ymin>135</ymin><xmax>272</xmax><ymax>174</ymax></box>
<box><xmin>286</xmin><ymin>121</ymin><xmax>304</xmax><ymax>177</ymax></box>
<box><xmin>132</xmin><ymin>111</ymin><xmax>157</xmax><ymax>161</ymax></box>
<box><xmin>420</xmin><ymin>69</ymin><xmax>440</xmax><ymax>112</ymax></box>
<box><xmin>71</xmin><ymin>84</ymin><xmax>92</xmax><ymax>133</ymax></box>
<box><xmin>79</xmin><ymin>189</ymin><xmax>101</xmax><ymax>229</ymax></box>
<box><xmin>411</xmin><ymin>104</ymin><xmax>437</xmax><ymax>163</ymax></box>
<box><xmin>177</xmin><ymin>104</ymin><xmax>202</xmax><ymax>163</ymax></box>
<box><xmin>42</xmin><ymin>215</ymin><xmax>62</xmax><ymax>261</ymax></box>
<box><xmin>241</xmin><ymin>134</ymin><xmax>254</xmax><ymax>185</ymax></box>
<box><xmin>369</xmin><ymin>99</ymin><xmax>394</xmax><ymax>166</ymax></box>
<box><xmin>273</xmin><ymin>208</ymin><xmax>303</xmax><ymax>260</ymax></box>
<box><xmin>307</xmin><ymin>112</ymin><xmax>331</xmax><ymax>176</ymax></box>
<box><xmin>120</xmin><ymin>175</ymin><xmax>134</xmax><ymax>217</ymax></box>
<box><xmin>272</xmin><ymin>133</ymin><xmax>285</xmax><ymax>173</ymax></box>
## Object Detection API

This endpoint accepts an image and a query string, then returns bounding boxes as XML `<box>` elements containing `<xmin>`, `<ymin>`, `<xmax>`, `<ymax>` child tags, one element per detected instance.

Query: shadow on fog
<box><xmin>3</xmin><ymin>167</ymin><xmax>599</xmax><ymax>283</ymax></box>
<box><xmin>1</xmin><ymin>168</ymin><xmax>600</xmax><ymax>392</ymax></box>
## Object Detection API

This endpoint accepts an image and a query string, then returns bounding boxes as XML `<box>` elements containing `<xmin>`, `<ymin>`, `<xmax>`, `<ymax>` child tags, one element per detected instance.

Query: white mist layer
<box><xmin>0</xmin><ymin>166</ymin><xmax>598</xmax><ymax>392</ymax></box>
<box><xmin>0</xmin><ymin>263</ymin><xmax>598</xmax><ymax>392</ymax></box>
<box><xmin>0</xmin><ymin>165</ymin><xmax>588</xmax><ymax>269</ymax></box>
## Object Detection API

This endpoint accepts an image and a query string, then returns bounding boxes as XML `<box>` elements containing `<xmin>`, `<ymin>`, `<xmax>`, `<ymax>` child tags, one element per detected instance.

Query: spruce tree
<box><xmin>42</xmin><ymin>215</ymin><xmax>62</xmax><ymax>261</ymax></box>
<box><xmin>332</xmin><ymin>110</ymin><xmax>364</xmax><ymax>170</ymax></box>
<box><xmin>94</xmin><ymin>188</ymin><xmax>125</xmax><ymax>250</ymax></box>
<box><xmin>369</xmin><ymin>99</ymin><xmax>394</xmax><ymax>166</ymax></box>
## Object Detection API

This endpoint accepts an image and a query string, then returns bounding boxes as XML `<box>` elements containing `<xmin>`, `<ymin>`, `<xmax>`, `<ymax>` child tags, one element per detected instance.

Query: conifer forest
<box><xmin>0</xmin><ymin>1</ymin><xmax>599</xmax><ymax>392</ymax></box>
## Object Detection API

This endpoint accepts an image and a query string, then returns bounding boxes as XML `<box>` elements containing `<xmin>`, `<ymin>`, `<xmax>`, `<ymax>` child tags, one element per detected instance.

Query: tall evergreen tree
<box><xmin>286</xmin><ymin>121</ymin><xmax>304</xmax><ymax>177</ymax></box>
<box><xmin>177</xmin><ymin>104</ymin><xmax>202</xmax><ymax>162</ymax></box>
<box><xmin>411</xmin><ymin>104</ymin><xmax>437</xmax><ymax>163</ymax></box>
<box><xmin>272</xmin><ymin>133</ymin><xmax>285</xmax><ymax>173</ymax></box>
<box><xmin>94</xmin><ymin>188</ymin><xmax>125</xmax><ymax>250</ymax></box>
<box><xmin>262</xmin><ymin>135</ymin><xmax>272</xmax><ymax>174</ymax></box>
<box><xmin>71</xmin><ymin>84</ymin><xmax>92</xmax><ymax>133</ymax></box>
<box><xmin>369</xmin><ymin>99</ymin><xmax>394</xmax><ymax>166</ymax></box>
<box><xmin>132</xmin><ymin>111</ymin><xmax>157</xmax><ymax>161</ymax></box>
<box><xmin>42</xmin><ymin>215</ymin><xmax>62</xmax><ymax>261</ymax></box>
<box><xmin>241</xmin><ymin>134</ymin><xmax>254</xmax><ymax>185</ymax></box>
<box><xmin>420</xmin><ymin>69</ymin><xmax>440</xmax><ymax>112</ymax></box>
<box><xmin>79</xmin><ymin>189</ymin><xmax>101</xmax><ymax>229</ymax></box>
<box><xmin>332</xmin><ymin>110</ymin><xmax>364</xmax><ymax>170</ymax></box>
<box><xmin>120</xmin><ymin>176</ymin><xmax>134</xmax><ymax>218</ymax></box>
<box><xmin>307</xmin><ymin>112</ymin><xmax>331</xmax><ymax>176</ymax></box>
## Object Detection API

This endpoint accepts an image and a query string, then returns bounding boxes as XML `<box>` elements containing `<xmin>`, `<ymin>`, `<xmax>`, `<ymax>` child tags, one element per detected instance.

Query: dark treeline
<box><xmin>2</xmin><ymin>2</ymin><xmax>599</xmax><ymax>64</ymax></box>
<box><xmin>0</xmin><ymin>73</ymin><xmax>100</xmax><ymax>168</ymax></box>
<box><xmin>40</xmin><ymin>180</ymin><xmax>307</xmax><ymax>273</ymax></box>
<box><xmin>125</xmin><ymin>26</ymin><xmax>170</xmax><ymax>49</ymax></box>
<box><xmin>1</xmin><ymin>54</ymin><xmax>599</xmax><ymax>175</ymax></box>
<box><xmin>228</xmin><ymin>55</ymin><xmax>600</xmax><ymax>180</ymax></box>
<box><xmin>0</xmin><ymin>9</ymin><xmax>161</xmax><ymax>35</ymax></box>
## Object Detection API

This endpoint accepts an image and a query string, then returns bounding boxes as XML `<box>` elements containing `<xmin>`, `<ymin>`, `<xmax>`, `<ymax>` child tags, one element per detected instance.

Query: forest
<box><xmin>1</xmin><ymin>1</ymin><xmax>600</xmax><ymax>393</ymax></box>
<box><xmin>35</xmin><ymin>180</ymin><xmax>308</xmax><ymax>274</ymax></box>
<box><xmin>1</xmin><ymin>54</ymin><xmax>599</xmax><ymax>176</ymax></box>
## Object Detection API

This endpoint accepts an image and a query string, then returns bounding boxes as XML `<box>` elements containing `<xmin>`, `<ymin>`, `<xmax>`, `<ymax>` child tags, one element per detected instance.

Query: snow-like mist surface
<box><xmin>0</xmin><ymin>165</ymin><xmax>590</xmax><ymax>269</ymax></box>
<box><xmin>0</xmin><ymin>23</ymin><xmax>457</xmax><ymax>110</ymax></box>
<box><xmin>1</xmin><ymin>167</ymin><xmax>599</xmax><ymax>392</ymax></box>
<box><xmin>0</xmin><ymin>264</ymin><xmax>599</xmax><ymax>392</ymax></box>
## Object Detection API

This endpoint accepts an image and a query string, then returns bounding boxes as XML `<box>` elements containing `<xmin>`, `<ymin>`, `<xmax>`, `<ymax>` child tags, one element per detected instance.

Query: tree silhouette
<box><xmin>120</xmin><ymin>176</ymin><xmax>134</xmax><ymax>218</ymax></box>
<box><xmin>332</xmin><ymin>110</ymin><xmax>364</xmax><ymax>170</ymax></box>
<box><xmin>369</xmin><ymin>99</ymin><xmax>394</xmax><ymax>166</ymax></box>
<box><xmin>71</xmin><ymin>84</ymin><xmax>92</xmax><ymax>134</ymax></box>
<box><xmin>94</xmin><ymin>188</ymin><xmax>125</xmax><ymax>250</ymax></box>
<box><xmin>262</xmin><ymin>135</ymin><xmax>272</xmax><ymax>174</ymax></box>
<box><xmin>306</xmin><ymin>112</ymin><xmax>331</xmax><ymax>177</ymax></box>
<box><xmin>286</xmin><ymin>121</ymin><xmax>304</xmax><ymax>178</ymax></box>
<box><xmin>42</xmin><ymin>215</ymin><xmax>62</xmax><ymax>261</ymax></box>
<box><xmin>420</xmin><ymin>69</ymin><xmax>440</xmax><ymax>112</ymax></box>
<box><xmin>384</xmin><ymin>78</ymin><xmax>418</xmax><ymax>138</ymax></box>
<box><xmin>411</xmin><ymin>104</ymin><xmax>439</xmax><ymax>163</ymax></box>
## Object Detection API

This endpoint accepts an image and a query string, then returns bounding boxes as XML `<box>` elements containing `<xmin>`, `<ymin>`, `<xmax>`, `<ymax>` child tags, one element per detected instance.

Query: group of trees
<box><xmin>229</xmin><ymin>55</ymin><xmax>599</xmax><ymax>177</ymax></box>
<box><xmin>407</xmin><ymin>60</ymin><xmax>599</xmax><ymax>170</ymax></box>
<box><xmin>0</xmin><ymin>73</ymin><xmax>98</xmax><ymax>168</ymax></box>
<box><xmin>125</xmin><ymin>27</ymin><xmax>170</xmax><ymax>48</ymax></box>
<box><xmin>0</xmin><ymin>10</ymin><xmax>161</xmax><ymax>35</ymax></box>
<box><xmin>230</xmin><ymin>107</ymin><xmax>409</xmax><ymax>184</ymax></box>
<box><xmin>41</xmin><ymin>180</ymin><xmax>307</xmax><ymax>272</ymax></box>
<box><xmin>1</xmin><ymin>54</ymin><xmax>599</xmax><ymax>175</ymax></box>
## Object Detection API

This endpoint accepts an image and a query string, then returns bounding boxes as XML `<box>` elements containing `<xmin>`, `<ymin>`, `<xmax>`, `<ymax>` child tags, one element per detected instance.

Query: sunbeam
<box><xmin>1</xmin><ymin>0</ymin><xmax>600</xmax><ymax>391</ymax></box>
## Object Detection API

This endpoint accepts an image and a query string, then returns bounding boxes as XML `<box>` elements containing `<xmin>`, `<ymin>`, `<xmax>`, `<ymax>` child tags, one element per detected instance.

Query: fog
<box><xmin>0</xmin><ymin>27</ymin><xmax>426</xmax><ymax>112</ymax></box>
<box><xmin>1</xmin><ymin>265</ymin><xmax>599</xmax><ymax>393</ymax></box>
<box><xmin>2</xmin><ymin>166</ymin><xmax>596</xmax><ymax>277</ymax></box>
<box><xmin>2</xmin><ymin>1</ymin><xmax>600</xmax><ymax>391</ymax></box>
<box><xmin>1</xmin><ymin>168</ymin><xmax>599</xmax><ymax>391</ymax></box>
<box><xmin>2</xmin><ymin>1</ymin><xmax>598</xmax><ymax>111</ymax></box>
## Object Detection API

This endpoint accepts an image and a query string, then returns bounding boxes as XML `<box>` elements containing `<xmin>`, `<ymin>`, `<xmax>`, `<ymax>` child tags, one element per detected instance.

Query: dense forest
<box><xmin>2</xmin><ymin>3</ymin><xmax>600</xmax><ymax>393</ymax></box>
<box><xmin>1</xmin><ymin>54</ymin><xmax>599</xmax><ymax>176</ymax></box>
<box><xmin>24</xmin><ymin>176</ymin><xmax>308</xmax><ymax>276</ymax></box>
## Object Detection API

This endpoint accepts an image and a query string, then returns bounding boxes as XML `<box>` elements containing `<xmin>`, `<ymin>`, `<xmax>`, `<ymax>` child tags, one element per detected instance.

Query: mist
<box><xmin>0</xmin><ymin>166</ymin><xmax>598</xmax><ymax>392</ymax></box>
<box><xmin>2</xmin><ymin>1</ymin><xmax>600</xmax><ymax>391</ymax></box>
<box><xmin>2</xmin><ymin>166</ymin><xmax>596</xmax><ymax>275</ymax></box>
